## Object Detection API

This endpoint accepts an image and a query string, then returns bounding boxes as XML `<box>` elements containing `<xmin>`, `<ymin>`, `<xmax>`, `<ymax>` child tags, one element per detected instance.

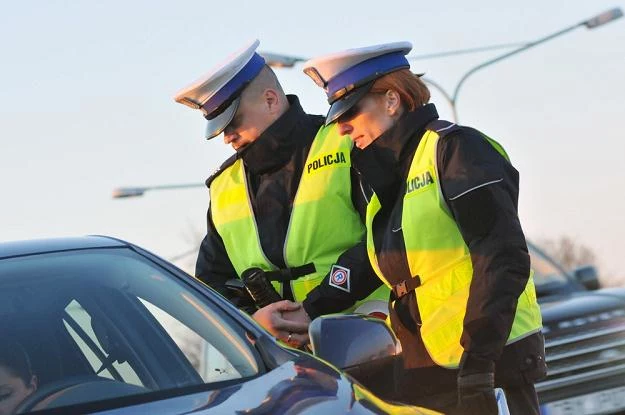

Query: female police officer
<box><xmin>302</xmin><ymin>42</ymin><xmax>546</xmax><ymax>414</ymax></box>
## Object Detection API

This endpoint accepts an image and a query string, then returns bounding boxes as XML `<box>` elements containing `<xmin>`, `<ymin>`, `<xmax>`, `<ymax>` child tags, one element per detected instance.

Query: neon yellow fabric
<box><xmin>211</xmin><ymin>123</ymin><xmax>389</xmax><ymax>308</ymax></box>
<box><xmin>366</xmin><ymin>128</ymin><xmax>542</xmax><ymax>368</ymax></box>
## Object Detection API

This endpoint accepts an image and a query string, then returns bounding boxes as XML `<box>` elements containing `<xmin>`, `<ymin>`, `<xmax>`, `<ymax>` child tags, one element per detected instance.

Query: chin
<box><xmin>235</xmin><ymin>143</ymin><xmax>251</xmax><ymax>153</ymax></box>
<box><xmin>356</xmin><ymin>140</ymin><xmax>371</xmax><ymax>150</ymax></box>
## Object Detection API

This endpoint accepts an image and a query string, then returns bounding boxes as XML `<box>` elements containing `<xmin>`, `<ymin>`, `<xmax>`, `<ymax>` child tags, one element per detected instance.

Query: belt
<box><xmin>392</xmin><ymin>274</ymin><xmax>421</xmax><ymax>299</ymax></box>
<box><xmin>265</xmin><ymin>263</ymin><xmax>316</xmax><ymax>282</ymax></box>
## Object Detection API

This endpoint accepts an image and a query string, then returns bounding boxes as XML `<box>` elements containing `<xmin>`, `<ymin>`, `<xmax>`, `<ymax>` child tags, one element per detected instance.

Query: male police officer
<box><xmin>174</xmin><ymin>40</ymin><xmax>388</xmax><ymax>346</ymax></box>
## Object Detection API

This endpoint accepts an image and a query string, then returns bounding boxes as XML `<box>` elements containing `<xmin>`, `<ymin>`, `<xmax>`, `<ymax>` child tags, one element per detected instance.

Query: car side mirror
<box><xmin>572</xmin><ymin>265</ymin><xmax>600</xmax><ymax>291</ymax></box>
<box><xmin>308</xmin><ymin>314</ymin><xmax>401</xmax><ymax>370</ymax></box>
<box><xmin>308</xmin><ymin>314</ymin><xmax>402</xmax><ymax>399</ymax></box>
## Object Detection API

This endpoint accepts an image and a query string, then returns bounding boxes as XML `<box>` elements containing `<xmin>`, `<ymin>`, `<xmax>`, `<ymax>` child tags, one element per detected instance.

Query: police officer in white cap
<box><xmin>303</xmin><ymin>42</ymin><xmax>546</xmax><ymax>414</ymax></box>
<box><xmin>174</xmin><ymin>40</ymin><xmax>388</xmax><ymax>347</ymax></box>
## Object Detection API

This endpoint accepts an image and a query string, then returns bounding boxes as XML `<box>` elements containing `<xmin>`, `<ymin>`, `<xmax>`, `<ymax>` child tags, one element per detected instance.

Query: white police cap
<box><xmin>174</xmin><ymin>39</ymin><xmax>266</xmax><ymax>139</ymax></box>
<box><xmin>302</xmin><ymin>42</ymin><xmax>413</xmax><ymax>124</ymax></box>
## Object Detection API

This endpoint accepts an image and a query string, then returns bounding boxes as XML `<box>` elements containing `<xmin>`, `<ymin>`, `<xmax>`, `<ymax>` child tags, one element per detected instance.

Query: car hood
<box><xmin>540</xmin><ymin>287</ymin><xmax>625</xmax><ymax>327</ymax></box>
<box><xmin>97</xmin><ymin>354</ymin><xmax>435</xmax><ymax>415</ymax></box>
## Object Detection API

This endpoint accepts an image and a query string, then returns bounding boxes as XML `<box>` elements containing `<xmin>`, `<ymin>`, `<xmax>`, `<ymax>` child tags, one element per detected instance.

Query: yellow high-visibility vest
<box><xmin>366</xmin><ymin>125</ymin><xmax>542</xmax><ymax>368</ymax></box>
<box><xmin>211</xmin><ymin>123</ymin><xmax>389</xmax><ymax>308</ymax></box>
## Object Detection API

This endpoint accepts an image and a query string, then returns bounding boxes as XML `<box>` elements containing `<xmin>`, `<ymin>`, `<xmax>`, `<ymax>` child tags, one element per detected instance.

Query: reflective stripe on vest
<box><xmin>366</xmin><ymin>127</ymin><xmax>542</xmax><ymax>368</ymax></box>
<box><xmin>211</xmin><ymin>123</ymin><xmax>389</xmax><ymax>306</ymax></box>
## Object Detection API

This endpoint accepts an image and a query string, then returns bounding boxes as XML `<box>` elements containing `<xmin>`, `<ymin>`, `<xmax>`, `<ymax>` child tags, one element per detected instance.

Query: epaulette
<box><xmin>205</xmin><ymin>153</ymin><xmax>238</xmax><ymax>188</ymax></box>
<box><xmin>425</xmin><ymin>119</ymin><xmax>461</xmax><ymax>139</ymax></box>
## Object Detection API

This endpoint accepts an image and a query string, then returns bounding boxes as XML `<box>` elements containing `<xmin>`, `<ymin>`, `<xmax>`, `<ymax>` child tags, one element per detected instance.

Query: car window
<box><xmin>528</xmin><ymin>243</ymin><xmax>570</xmax><ymax>287</ymax></box>
<box><xmin>0</xmin><ymin>248</ymin><xmax>261</xmax><ymax>413</ymax></box>
<box><xmin>530</xmin><ymin>251</ymin><xmax>569</xmax><ymax>285</ymax></box>
<box><xmin>139</xmin><ymin>298</ymin><xmax>242</xmax><ymax>383</ymax></box>
<box><xmin>64</xmin><ymin>299</ymin><xmax>143</xmax><ymax>386</ymax></box>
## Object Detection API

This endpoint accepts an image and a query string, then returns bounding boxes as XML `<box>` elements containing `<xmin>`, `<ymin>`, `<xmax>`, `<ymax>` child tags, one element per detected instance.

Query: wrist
<box><xmin>459</xmin><ymin>352</ymin><xmax>495</xmax><ymax>377</ymax></box>
<box><xmin>457</xmin><ymin>372</ymin><xmax>494</xmax><ymax>389</ymax></box>
<box><xmin>302</xmin><ymin>299</ymin><xmax>319</xmax><ymax>321</ymax></box>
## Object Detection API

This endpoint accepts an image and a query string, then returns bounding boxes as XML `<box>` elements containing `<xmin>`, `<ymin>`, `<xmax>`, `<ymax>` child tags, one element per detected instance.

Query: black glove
<box><xmin>241</xmin><ymin>268</ymin><xmax>282</xmax><ymax>308</ymax></box>
<box><xmin>457</xmin><ymin>372</ymin><xmax>498</xmax><ymax>415</ymax></box>
<box><xmin>224</xmin><ymin>279</ymin><xmax>257</xmax><ymax>314</ymax></box>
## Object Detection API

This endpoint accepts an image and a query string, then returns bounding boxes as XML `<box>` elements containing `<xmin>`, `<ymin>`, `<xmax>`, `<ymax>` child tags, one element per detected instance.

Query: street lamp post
<box><xmin>259</xmin><ymin>49</ymin><xmax>514</xmax><ymax>122</ymax></box>
<box><xmin>111</xmin><ymin>184</ymin><xmax>205</xmax><ymax>264</ymax></box>
<box><xmin>261</xmin><ymin>7</ymin><xmax>622</xmax><ymax>122</ymax></box>
<box><xmin>260</xmin><ymin>42</ymin><xmax>530</xmax><ymax>67</ymax></box>
<box><xmin>112</xmin><ymin>183</ymin><xmax>204</xmax><ymax>199</ymax></box>
<box><xmin>449</xmin><ymin>7</ymin><xmax>622</xmax><ymax>122</ymax></box>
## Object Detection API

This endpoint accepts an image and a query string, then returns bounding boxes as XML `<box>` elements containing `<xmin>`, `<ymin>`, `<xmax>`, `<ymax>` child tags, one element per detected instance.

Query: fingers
<box><xmin>290</xmin><ymin>332</ymin><xmax>309</xmax><ymax>347</ymax></box>
<box><xmin>273</xmin><ymin>317</ymin><xmax>309</xmax><ymax>334</ymax></box>
<box><xmin>272</xmin><ymin>300</ymin><xmax>302</xmax><ymax>312</ymax></box>
<box><xmin>252</xmin><ymin>306</ymin><xmax>280</xmax><ymax>337</ymax></box>
<box><xmin>281</xmin><ymin>331</ymin><xmax>310</xmax><ymax>348</ymax></box>
<box><xmin>253</xmin><ymin>302</ymin><xmax>307</xmax><ymax>335</ymax></box>
<box><xmin>275</xmin><ymin>302</ymin><xmax>310</xmax><ymax>333</ymax></box>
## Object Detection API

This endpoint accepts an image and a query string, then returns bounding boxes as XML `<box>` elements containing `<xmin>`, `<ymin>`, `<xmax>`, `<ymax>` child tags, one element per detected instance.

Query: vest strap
<box><xmin>265</xmin><ymin>263</ymin><xmax>316</xmax><ymax>282</ymax></box>
<box><xmin>391</xmin><ymin>274</ymin><xmax>421</xmax><ymax>299</ymax></box>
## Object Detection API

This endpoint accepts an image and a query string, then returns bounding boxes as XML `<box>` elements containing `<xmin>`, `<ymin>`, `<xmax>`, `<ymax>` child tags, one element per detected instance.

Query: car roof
<box><xmin>0</xmin><ymin>235</ymin><xmax>129</xmax><ymax>260</ymax></box>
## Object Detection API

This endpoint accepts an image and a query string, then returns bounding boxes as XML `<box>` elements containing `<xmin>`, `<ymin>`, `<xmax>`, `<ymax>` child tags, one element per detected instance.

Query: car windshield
<box><xmin>528</xmin><ymin>243</ymin><xmax>573</xmax><ymax>294</ymax></box>
<box><xmin>0</xmin><ymin>247</ymin><xmax>260</xmax><ymax>413</ymax></box>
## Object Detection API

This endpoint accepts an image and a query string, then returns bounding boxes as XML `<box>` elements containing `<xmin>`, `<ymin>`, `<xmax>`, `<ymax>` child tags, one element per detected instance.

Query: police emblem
<box><xmin>329</xmin><ymin>265</ymin><xmax>351</xmax><ymax>293</ymax></box>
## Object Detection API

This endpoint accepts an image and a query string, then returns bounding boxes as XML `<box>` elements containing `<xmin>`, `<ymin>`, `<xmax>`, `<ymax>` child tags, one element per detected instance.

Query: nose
<box><xmin>223</xmin><ymin>129</ymin><xmax>238</xmax><ymax>144</ymax></box>
<box><xmin>338</xmin><ymin>122</ymin><xmax>353</xmax><ymax>136</ymax></box>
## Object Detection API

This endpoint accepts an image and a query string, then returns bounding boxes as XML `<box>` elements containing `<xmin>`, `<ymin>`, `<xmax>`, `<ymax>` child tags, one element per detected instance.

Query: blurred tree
<box><xmin>169</xmin><ymin>222</ymin><xmax>203</xmax><ymax>274</ymax></box>
<box><xmin>539</xmin><ymin>236</ymin><xmax>597</xmax><ymax>270</ymax></box>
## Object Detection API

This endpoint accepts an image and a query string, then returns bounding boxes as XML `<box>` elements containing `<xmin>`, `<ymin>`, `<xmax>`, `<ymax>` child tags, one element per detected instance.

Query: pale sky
<box><xmin>1</xmin><ymin>1</ymin><xmax>624</xmax><ymax>282</ymax></box>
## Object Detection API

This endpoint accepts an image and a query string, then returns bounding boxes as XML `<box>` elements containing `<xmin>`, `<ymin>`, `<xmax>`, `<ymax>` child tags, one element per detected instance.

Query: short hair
<box><xmin>243</xmin><ymin>65</ymin><xmax>285</xmax><ymax>100</ymax></box>
<box><xmin>0</xmin><ymin>341</ymin><xmax>33</xmax><ymax>384</ymax></box>
<box><xmin>370</xmin><ymin>69</ymin><xmax>431</xmax><ymax>111</ymax></box>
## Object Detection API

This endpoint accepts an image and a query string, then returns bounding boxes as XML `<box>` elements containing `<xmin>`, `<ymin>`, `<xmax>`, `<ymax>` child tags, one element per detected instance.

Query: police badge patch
<box><xmin>329</xmin><ymin>265</ymin><xmax>351</xmax><ymax>293</ymax></box>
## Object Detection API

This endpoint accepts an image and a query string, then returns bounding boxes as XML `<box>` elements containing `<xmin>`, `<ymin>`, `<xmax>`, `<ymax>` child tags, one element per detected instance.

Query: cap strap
<box><xmin>326</xmin><ymin>52</ymin><xmax>409</xmax><ymax>103</ymax></box>
<box><xmin>201</xmin><ymin>53</ymin><xmax>266</xmax><ymax>117</ymax></box>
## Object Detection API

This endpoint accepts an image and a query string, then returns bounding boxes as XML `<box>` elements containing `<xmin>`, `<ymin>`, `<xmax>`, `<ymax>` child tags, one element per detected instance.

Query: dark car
<box><xmin>528</xmin><ymin>242</ymin><xmax>625</xmax><ymax>415</ymax></box>
<box><xmin>0</xmin><ymin>236</ymin><xmax>434</xmax><ymax>415</ymax></box>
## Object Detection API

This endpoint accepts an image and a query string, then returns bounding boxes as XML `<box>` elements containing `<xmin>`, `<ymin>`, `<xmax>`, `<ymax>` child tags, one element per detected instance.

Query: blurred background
<box><xmin>1</xmin><ymin>0</ymin><xmax>623</xmax><ymax>285</ymax></box>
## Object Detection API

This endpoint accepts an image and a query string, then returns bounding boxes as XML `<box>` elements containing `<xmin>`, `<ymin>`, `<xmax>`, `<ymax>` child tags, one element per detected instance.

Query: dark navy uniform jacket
<box><xmin>195</xmin><ymin>95</ymin><xmax>381</xmax><ymax>319</ymax></box>
<box><xmin>352</xmin><ymin>103</ymin><xmax>546</xmax><ymax>395</ymax></box>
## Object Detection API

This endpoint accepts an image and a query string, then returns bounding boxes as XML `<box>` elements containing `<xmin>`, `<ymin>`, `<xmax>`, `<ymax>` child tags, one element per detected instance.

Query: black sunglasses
<box><xmin>336</xmin><ymin>91</ymin><xmax>388</xmax><ymax>123</ymax></box>
<box><xmin>337</xmin><ymin>102</ymin><xmax>364</xmax><ymax>123</ymax></box>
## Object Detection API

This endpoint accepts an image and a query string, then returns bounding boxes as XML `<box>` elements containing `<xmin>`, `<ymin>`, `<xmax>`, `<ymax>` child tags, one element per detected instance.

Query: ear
<box><xmin>263</xmin><ymin>89</ymin><xmax>281</xmax><ymax>113</ymax></box>
<box><xmin>385</xmin><ymin>90</ymin><xmax>401</xmax><ymax>116</ymax></box>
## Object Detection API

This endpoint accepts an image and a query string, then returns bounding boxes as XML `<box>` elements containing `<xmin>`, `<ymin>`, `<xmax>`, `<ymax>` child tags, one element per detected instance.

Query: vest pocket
<box><xmin>508</xmin><ymin>274</ymin><xmax>543</xmax><ymax>343</ymax></box>
<box><xmin>415</xmin><ymin>260</ymin><xmax>473</xmax><ymax>367</ymax></box>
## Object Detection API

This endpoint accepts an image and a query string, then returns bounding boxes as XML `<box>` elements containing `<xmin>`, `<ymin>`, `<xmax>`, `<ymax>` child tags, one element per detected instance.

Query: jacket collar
<box><xmin>352</xmin><ymin>103</ymin><xmax>439</xmax><ymax>205</ymax></box>
<box><xmin>240</xmin><ymin>95</ymin><xmax>305</xmax><ymax>175</ymax></box>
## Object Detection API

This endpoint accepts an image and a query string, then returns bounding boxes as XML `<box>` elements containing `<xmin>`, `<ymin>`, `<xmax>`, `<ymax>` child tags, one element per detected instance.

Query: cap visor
<box><xmin>205</xmin><ymin>97</ymin><xmax>240</xmax><ymax>140</ymax></box>
<box><xmin>325</xmin><ymin>83</ymin><xmax>372</xmax><ymax>125</ymax></box>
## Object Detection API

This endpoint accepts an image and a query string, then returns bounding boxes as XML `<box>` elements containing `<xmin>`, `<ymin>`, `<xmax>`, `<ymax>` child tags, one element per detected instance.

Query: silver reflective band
<box><xmin>447</xmin><ymin>178</ymin><xmax>503</xmax><ymax>201</ymax></box>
